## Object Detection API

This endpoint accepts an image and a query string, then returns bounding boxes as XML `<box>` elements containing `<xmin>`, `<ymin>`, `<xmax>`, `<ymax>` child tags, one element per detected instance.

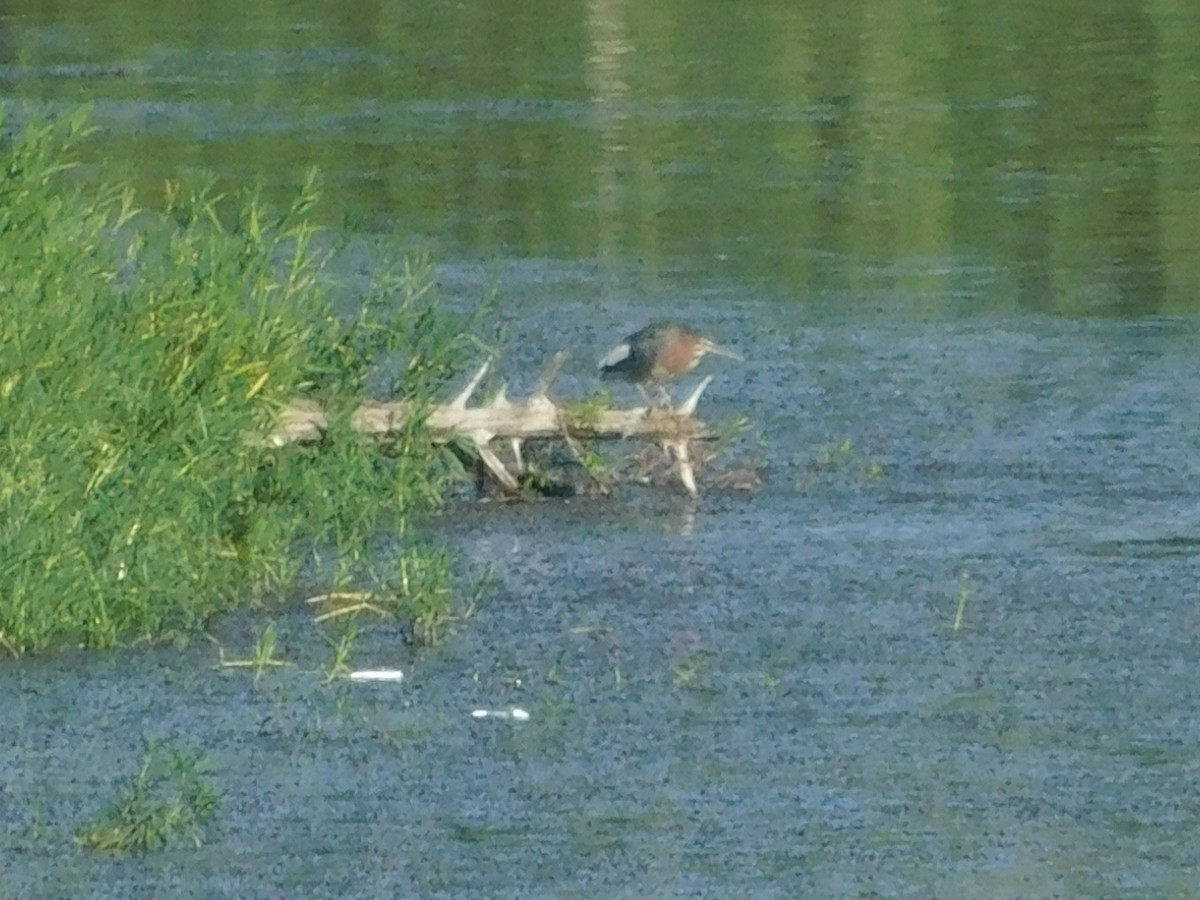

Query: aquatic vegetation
<box><xmin>393</xmin><ymin>545</ymin><xmax>456</xmax><ymax>643</ymax></box>
<box><xmin>322</xmin><ymin>618</ymin><xmax>360</xmax><ymax>683</ymax></box>
<box><xmin>214</xmin><ymin>622</ymin><xmax>293</xmax><ymax>680</ymax></box>
<box><xmin>0</xmin><ymin>107</ymin><xmax>477</xmax><ymax>654</ymax></box>
<box><xmin>953</xmin><ymin>571</ymin><xmax>972</xmax><ymax>632</ymax></box>
<box><xmin>671</xmin><ymin>648</ymin><xmax>719</xmax><ymax>691</ymax></box>
<box><xmin>560</xmin><ymin>390</ymin><xmax>614</xmax><ymax>428</ymax></box>
<box><xmin>796</xmin><ymin>437</ymin><xmax>886</xmax><ymax>489</ymax></box>
<box><xmin>813</xmin><ymin>437</ymin><xmax>857</xmax><ymax>471</ymax></box>
<box><xmin>76</xmin><ymin>744</ymin><xmax>219</xmax><ymax>854</ymax></box>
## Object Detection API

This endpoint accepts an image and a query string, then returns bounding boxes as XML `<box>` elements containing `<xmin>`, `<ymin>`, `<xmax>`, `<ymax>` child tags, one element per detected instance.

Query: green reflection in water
<box><xmin>2</xmin><ymin>0</ymin><xmax>1198</xmax><ymax>317</ymax></box>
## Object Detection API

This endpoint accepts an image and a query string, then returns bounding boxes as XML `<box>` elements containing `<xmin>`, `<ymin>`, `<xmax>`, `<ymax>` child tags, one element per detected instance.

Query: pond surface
<box><xmin>4</xmin><ymin>1</ymin><xmax>1200</xmax><ymax>897</ymax></box>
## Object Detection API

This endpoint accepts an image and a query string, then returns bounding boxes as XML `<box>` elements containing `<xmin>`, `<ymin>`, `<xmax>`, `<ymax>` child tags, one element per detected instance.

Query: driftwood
<box><xmin>266</xmin><ymin>352</ymin><xmax>721</xmax><ymax>497</ymax></box>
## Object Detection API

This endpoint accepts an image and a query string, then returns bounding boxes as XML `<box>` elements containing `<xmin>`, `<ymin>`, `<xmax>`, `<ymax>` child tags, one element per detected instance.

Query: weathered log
<box><xmin>265</xmin><ymin>354</ymin><xmax>720</xmax><ymax>497</ymax></box>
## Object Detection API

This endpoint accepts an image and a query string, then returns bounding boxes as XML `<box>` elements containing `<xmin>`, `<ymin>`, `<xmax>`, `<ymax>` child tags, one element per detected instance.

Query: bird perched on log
<box><xmin>598</xmin><ymin>320</ymin><xmax>742</xmax><ymax>407</ymax></box>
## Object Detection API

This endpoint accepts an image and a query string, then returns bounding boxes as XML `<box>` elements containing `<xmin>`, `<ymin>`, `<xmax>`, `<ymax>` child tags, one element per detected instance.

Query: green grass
<box><xmin>322</xmin><ymin>618</ymin><xmax>360</xmax><ymax>682</ymax></box>
<box><xmin>0</xmin><ymin>106</ymin><xmax>478</xmax><ymax>654</ymax></box>
<box><xmin>215</xmin><ymin>622</ymin><xmax>293</xmax><ymax>679</ymax></box>
<box><xmin>77</xmin><ymin>743</ymin><xmax>219</xmax><ymax>854</ymax></box>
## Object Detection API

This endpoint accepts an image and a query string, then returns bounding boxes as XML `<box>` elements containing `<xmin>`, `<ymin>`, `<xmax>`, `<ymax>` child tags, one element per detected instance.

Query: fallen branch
<box><xmin>266</xmin><ymin>354</ymin><xmax>724</xmax><ymax>497</ymax></box>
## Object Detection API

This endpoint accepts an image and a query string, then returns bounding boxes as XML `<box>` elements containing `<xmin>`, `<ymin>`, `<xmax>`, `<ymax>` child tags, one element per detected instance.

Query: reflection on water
<box><xmin>2</xmin><ymin>0</ymin><xmax>1198</xmax><ymax>316</ymax></box>
<box><xmin>585</xmin><ymin>0</ymin><xmax>632</xmax><ymax>273</ymax></box>
<box><xmin>3</xmin><ymin>1</ymin><xmax>1200</xmax><ymax>897</ymax></box>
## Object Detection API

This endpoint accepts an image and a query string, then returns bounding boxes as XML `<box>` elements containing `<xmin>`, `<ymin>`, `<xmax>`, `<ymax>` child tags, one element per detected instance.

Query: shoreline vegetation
<box><xmin>0</xmin><ymin>106</ymin><xmax>479</xmax><ymax>656</ymax></box>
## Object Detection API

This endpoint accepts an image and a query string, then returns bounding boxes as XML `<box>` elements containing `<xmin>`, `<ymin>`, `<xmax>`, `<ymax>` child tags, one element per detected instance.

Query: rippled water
<box><xmin>4</xmin><ymin>0</ymin><xmax>1200</xmax><ymax>896</ymax></box>
<box><xmin>7</xmin><ymin>304</ymin><xmax>1199</xmax><ymax>897</ymax></box>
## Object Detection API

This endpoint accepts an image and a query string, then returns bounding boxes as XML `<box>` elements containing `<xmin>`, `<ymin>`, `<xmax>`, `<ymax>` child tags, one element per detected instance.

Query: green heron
<box><xmin>598</xmin><ymin>320</ymin><xmax>742</xmax><ymax>406</ymax></box>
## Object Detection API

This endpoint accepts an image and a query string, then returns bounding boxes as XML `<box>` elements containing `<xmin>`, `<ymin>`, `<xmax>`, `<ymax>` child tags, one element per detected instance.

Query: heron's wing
<box><xmin>598</xmin><ymin>341</ymin><xmax>632</xmax><ymax>371</ymax></box>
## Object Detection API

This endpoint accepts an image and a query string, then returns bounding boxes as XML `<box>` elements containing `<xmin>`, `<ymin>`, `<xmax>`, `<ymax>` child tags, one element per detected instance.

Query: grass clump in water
<box><xmin>214</xmin><ymin>622</ymin><xmax>293</xmax><ymax>680</ymax></box>
<box><xmin>953</xmin><ymin>571</ymin><xmax>972</xmax><ymax>631</ymax></box>
<box><xmin>0</xmin><ymin>107</ymin><xmax>476</xmax><ymax>655</ymax></box>
<box><xmin>76</xmin><ymin>743</ymin><xmax>219</xmax><ymax>854</ymax></box>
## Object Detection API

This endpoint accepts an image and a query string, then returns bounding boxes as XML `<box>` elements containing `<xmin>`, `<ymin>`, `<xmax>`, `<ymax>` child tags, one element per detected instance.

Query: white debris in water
<box><xmin>347</xmin><ymin>669</ymin><xmax>405</xmax><ymax>682</ymax></box>
<box><xmin>471</xmin><ymin>707</ymin><xmax>531</xmax><ymax>721</ymax></box>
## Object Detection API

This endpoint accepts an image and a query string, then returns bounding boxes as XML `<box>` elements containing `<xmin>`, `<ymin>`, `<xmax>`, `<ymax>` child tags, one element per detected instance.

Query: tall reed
<box><xmin>0</xmin><ymin>107</ymin><xmax>475</xmax><ymax>654</ymax></box>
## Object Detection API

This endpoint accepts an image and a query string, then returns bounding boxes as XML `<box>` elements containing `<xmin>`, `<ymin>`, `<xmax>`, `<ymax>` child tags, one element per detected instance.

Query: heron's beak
<box><xmin>700</xmin><ymin>339</ymin><xmax>743</xmax><ymax>362</ymax></box>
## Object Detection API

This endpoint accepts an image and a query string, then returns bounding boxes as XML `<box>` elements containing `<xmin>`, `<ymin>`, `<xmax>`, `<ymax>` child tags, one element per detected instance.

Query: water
<box><xmin>4</xmin><ymin>1</ymin><xmax>1200</xmax><ymax>897</ymax></box>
